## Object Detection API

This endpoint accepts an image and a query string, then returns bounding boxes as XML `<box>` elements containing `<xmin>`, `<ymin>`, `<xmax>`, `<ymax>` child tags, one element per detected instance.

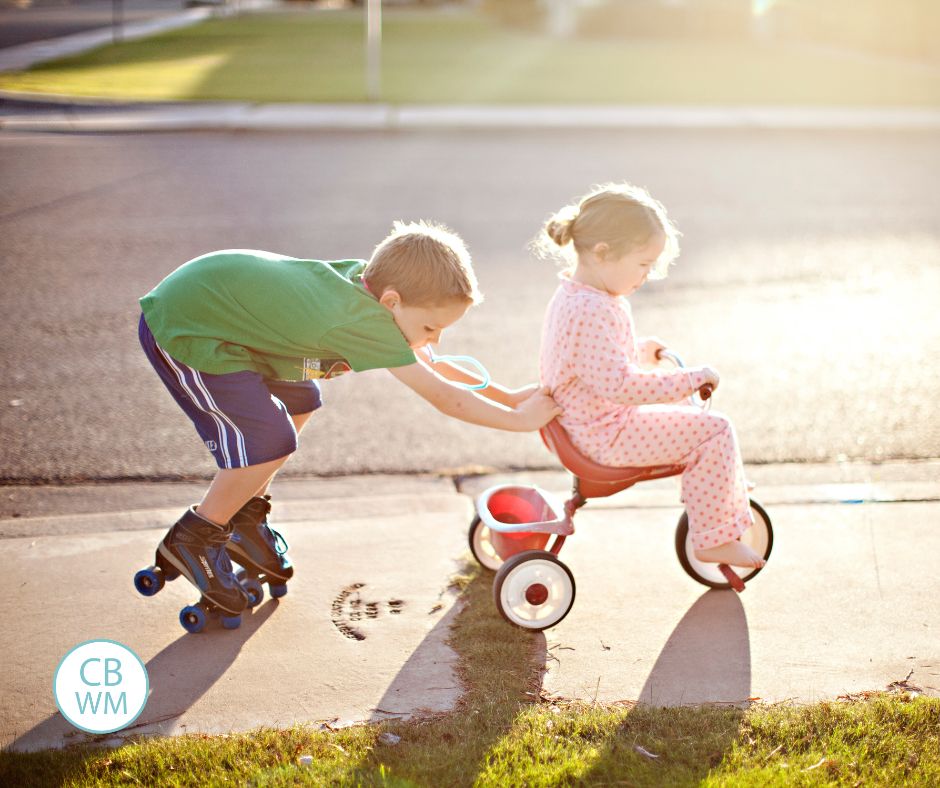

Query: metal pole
<box><xmin>366</xmin><ymin>0</ymin><xmax>382</xmax><ymax>101</ymax></box>
<box><xmin>112</xmin><ymin>0</ymin><xmax>124</xmax><ymax>44</ymax></box>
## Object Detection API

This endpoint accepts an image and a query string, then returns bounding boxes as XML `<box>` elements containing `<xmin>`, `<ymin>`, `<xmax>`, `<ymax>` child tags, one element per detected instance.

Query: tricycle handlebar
<box><xmin>655</xmin><ymin>348</ymin><xmax>713</xmax><ymax>401</ymax></box>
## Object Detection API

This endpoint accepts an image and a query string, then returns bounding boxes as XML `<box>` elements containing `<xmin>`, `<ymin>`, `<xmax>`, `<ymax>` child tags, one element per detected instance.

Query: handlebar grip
<box><xmin>699</xmin><ymin>384</ymin><xmax>714</xmax><ymax>400</ymax></box>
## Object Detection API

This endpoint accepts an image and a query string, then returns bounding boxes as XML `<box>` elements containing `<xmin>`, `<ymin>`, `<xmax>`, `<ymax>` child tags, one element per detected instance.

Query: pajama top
<box><xmin>539</xmin><ymin>275</ymin><xmax>753</xmax><ymax>550</ymax></box>
<box><xmin>540</xmin><ymin>276</ymin><xmax>710</xmax><ymax>464</ymax></box>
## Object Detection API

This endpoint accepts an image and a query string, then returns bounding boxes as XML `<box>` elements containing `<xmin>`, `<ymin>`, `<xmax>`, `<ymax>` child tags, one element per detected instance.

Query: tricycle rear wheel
<box><xmin>493</xmin><ymin>550</ymin><xmax>576</xmax><ymax>631</ymax></box>
<box><xmin>468</xmin><ymin>514</ymin><xmax>503</xmax><ymax>571</ymax></box>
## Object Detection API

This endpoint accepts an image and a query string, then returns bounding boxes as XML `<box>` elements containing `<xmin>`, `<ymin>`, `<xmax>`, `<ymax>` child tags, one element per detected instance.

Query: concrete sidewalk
<box><xmin>1</xmin><ymin>475</ymin><xmax>469</xmax><ymax>752</ymax></box>
<box><xmin>1</xmin><ymin>461</ymin><xmax>938</xmax><ymax>751</ymax></box>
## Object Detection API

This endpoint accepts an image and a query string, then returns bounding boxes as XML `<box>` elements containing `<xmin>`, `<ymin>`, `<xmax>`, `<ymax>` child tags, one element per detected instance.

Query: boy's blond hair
<box><xmin>536</xmin><ymin>182</ymin><xmax>680</xmax><ymax>280</ymax></box>
<box><xmin>364</xmin><ymin>221</ymin><xmax>482</xmax><ymax>307</ymax></box>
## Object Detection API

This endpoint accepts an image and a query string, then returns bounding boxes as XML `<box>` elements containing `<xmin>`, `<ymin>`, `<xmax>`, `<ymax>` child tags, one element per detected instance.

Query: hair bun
<box><xmin>546</xmin><ymin>217</ymin><xmax>573</xmax><ymax>247</ymax></box>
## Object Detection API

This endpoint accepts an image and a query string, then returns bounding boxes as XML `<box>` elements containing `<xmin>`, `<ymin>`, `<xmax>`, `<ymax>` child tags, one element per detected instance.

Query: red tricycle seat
<box><xmin>539</xmin><ymin>420</ymin><xmax>685</xmax><ymax>500</ymax></box>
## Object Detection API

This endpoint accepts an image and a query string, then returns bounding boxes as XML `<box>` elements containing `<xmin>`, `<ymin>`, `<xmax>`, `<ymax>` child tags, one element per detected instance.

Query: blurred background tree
<box><xmin>476</xmin><ymin>0</ymin><xmax>940</xmax><ymax>62</ymax></box>
<box><xmin>765</xmin><ymin>0</ymin><xmax>940</xmax><ymax>62</ymax></box>
<box><xmin>478</xmin><ymin>0</ymin><xmax>545</xmax><ymax>30</ymax></box>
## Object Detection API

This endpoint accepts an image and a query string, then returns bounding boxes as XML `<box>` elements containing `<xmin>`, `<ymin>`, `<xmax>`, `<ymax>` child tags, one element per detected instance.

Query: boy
<box><xmin>135</xmin><ymin>221</ymin><xmax>561</xmax><ymax>629</ymax></box>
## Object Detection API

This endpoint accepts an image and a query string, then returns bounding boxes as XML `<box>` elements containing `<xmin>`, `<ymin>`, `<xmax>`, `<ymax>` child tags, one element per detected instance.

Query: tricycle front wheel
<box><xmin>675</xmin><ymin>499</ymin><xmax>773</xmax><ymax>590</ymax></box>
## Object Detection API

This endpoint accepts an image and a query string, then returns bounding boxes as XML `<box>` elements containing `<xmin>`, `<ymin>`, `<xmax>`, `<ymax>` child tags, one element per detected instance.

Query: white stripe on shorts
<box><xmin>189</xmin><ymin>368</ymin><xmax>249</xmax><ymax>467</ymax></box>
<box><xmin>155</xmin><ymin>344</ymin><xmax>246</xmax><ymax>468</ymax></box>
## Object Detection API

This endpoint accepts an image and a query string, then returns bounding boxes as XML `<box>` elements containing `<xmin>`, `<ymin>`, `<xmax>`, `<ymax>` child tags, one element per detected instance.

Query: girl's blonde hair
<box><xmin>365</xmin><ymin>220</ymin><xmax>482</xmax><ymax>307</ymax></box>
<box><xmin>536</xmin><ymin>183</ymin><xmax>680</xmax><ymax>279</ymax></box>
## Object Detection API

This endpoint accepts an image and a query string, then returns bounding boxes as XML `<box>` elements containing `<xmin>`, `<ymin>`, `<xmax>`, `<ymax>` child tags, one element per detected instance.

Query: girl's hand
<box><xmin>643</xmin><ymin>337</ymin><xmax>668</xmax><ymax>364</ymax></box>
<box><xmin>514</xmin><ymin>386</ymin><xmax>563</xmax><ymax>431</ymax></box>
<box><xmin>698</xmin><ymin>366</ymin><xmax>720</xmax><ymax>392</ymax></box>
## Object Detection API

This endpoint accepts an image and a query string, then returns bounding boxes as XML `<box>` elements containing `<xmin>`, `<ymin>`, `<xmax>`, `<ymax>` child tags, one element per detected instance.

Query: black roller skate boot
<box><xmin>134</xmin><ymin>507</ymin><xmax>250</xmax><ymax>633</ymax></box>
<box><xmin>226</xmin><ymin>495</ymin><xmax>293</xmax><ymax>604</ymax></box>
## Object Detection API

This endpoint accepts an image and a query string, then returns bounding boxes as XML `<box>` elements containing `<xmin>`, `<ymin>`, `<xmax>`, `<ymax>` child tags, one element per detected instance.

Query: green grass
<box><xmin>1</xmin><ymin>565</ymin><xmax>938</xmax><ymax>787</ymax></box>
<box><xmin>1</xmin><ymin>9</ymin><xmax>938</xmax><ymax>104</ymax></box>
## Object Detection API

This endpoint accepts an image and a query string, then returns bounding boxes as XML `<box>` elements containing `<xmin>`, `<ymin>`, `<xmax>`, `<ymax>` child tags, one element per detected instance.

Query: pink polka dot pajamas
<box><xmin>539</xmin><ymin>277</ymin><xmax>752</xmax><ymax>550</ymax></box>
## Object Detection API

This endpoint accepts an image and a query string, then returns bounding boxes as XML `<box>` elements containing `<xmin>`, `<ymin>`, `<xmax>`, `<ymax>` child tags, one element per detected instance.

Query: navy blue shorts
<box><xmin>139</xmin><ymin>314</ymin><xmax>322</xmax><ymax>469</ymax></box>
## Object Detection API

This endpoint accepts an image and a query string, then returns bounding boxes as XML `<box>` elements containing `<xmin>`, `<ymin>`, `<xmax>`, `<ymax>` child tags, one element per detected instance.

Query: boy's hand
<box><xmin>504</xmin><ymin>382</ymin><xmax>541</xmax><ymax>408</ymax></box>
<box><xmin>514</xmin><ymin>386</ymin><xmax>563</xmax><ymax>431</ymax></box>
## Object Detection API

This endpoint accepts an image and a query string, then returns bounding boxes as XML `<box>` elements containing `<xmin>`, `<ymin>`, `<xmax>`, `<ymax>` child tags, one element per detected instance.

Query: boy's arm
<box><xmin>415</xmin><ymin>348</ymin><xmax>537</xmax><ymax>408</ymax></box>
<box><xmin>388</xmin><ymin>360</ymin><xmax>561</xmax><ymax>432</ymax></box>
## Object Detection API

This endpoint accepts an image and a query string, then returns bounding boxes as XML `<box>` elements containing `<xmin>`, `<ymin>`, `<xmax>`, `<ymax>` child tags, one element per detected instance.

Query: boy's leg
<box><xmin>197</xmin><ymin>455</ymin><xmax>293</xmax><ymax>526</ymax></box>
<box><xmin>248</xmin><ymin>411</ymin><xmax>313</xmax><ymax>500</ymax></box>
<box><xmin>226</xmin><ymin>383</ymin><xmax>320</xmax><ymax>588</ymax></box>
<box><xmin>138</xmin><ymin>314</ymin><xmax>307</xmax><ymax>606</ymax></box>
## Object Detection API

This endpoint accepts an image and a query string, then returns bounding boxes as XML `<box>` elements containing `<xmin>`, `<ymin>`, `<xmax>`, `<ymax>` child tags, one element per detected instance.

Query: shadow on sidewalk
<box><xmin>581</xmin><ymin>588</ymin><xmax>751</xmax><ymax>781</ymax></box>
<box><xmin>352</xmin><ymin>570</ymin><xmax>549</xmax><ymax>782</ymax></box>
<box><xmin>11</xmin><ymin>599</ymin><xmax>277</xmax><ymax>752</ymax></box>
<box><xmin>365</xmin><ymin>599</ymin><xmax>551</xmax><ymax>718</ymax></box>
<box><xmin>366</xmin><ymin>602</ymin><xmax>465</xmax><ymax>726</ymax></box>
<box><xmin>637</xmin><ymin>588</ymin><xmax>751</xmax><ymax>707</ymax></box>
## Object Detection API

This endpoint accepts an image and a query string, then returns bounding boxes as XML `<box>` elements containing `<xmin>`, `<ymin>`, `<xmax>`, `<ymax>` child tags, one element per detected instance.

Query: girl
<box><xmin>538</xmin><ymin>183</ymin><xmax>764</xmax><ymax>569</ymax></box>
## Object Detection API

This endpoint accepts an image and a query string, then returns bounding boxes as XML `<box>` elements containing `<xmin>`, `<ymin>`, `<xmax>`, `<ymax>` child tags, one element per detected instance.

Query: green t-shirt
<box><xmin>140</xmin><ymin>250</ymin><xmax>417</xmax><ymax>381</ymax></box>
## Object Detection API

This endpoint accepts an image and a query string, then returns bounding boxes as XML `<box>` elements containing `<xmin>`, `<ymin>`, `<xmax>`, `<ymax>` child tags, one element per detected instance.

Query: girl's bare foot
<box><xmin>694</xmin><ymin>540</ymin><xmax>765</xmax><ymax>569</ymax></box>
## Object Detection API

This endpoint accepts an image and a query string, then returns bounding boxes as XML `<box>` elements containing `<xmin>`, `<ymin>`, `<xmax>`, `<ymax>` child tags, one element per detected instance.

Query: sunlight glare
<box><xmin>751</xmin><ymin>0</ymin><xmax>780</xmax><ymax>16</ymax></box>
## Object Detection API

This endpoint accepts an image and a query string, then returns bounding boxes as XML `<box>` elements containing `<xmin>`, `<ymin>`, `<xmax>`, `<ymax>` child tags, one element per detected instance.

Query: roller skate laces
<box><xmin>228</xmin><ymin>496</ymin><xmax>294</xmax><ymax>595</ymax></box>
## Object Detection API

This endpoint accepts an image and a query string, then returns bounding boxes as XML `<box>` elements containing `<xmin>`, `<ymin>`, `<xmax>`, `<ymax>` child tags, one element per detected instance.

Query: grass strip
<box><xmin>1</xmin><ymin>563</ymin><xmax>938</xmax><ymax>786</ymax></box>
<box><xmin>1</xmin><ymin>10</ymin><xmax>938</xmax><ymax>105</ymax></box>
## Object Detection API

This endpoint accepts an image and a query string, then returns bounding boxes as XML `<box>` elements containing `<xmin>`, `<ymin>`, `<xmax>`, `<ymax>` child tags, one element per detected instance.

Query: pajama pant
<box><xmin>599</xmin><ymin>405</ymin><xmax>752</xmax><ymax>550</ymax></box>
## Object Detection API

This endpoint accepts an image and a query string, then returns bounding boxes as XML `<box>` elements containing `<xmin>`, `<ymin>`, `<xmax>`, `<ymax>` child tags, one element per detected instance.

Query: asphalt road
<box><xmin>1</xmin><ymin>128</ymin><xmax>938</xmax><ymax>481</ymax></box>
<box><xmin>0</xmin><ymin>0</ymin><xmax>184</xmax><ymax>49</ymax></box>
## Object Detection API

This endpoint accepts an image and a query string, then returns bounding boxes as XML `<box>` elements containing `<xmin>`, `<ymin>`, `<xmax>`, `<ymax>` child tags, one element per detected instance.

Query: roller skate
<box><xmin>226</xmin><ymin>495</ymin><xmax>293</xmax><ymax>606</ymax></box>
<box><xmin>134</xmin><ymin>507</ymin><xmax>250</xmax><ymax>633</ymax></box>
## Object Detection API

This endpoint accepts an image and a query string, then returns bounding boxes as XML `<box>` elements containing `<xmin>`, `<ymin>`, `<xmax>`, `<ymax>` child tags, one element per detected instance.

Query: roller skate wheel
<box><xmin>134</xmin><ymin>567</ymin><xmax>165</xmax><ymax>597</ymax></box>
<box><xmin>220</xmin><ymin>614</ymin><xmax>242</xmax><ymax>630</ymax></box>
<box><xmin>269</xmin><ymin>583</ymin><xmax>288</xmax><ymax>599</ymax></box>
<box><xmin>241</xmin><ymin>577</ymin><xmax>265</xmax><ymax>607</ymax></box>
<box><xmin>179</xmin><ymin>605</ymin><xmax>208</xmax><ymax>634</ymax></box>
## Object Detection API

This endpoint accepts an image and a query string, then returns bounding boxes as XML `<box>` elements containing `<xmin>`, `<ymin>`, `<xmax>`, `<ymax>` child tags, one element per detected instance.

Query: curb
<box><xmin>4</xmin><ymin>460</ymin><xmax>939</xmax><ymax>538</ymax></box>
<box><xmin>4</xmin><ymin>101</ymin><xmax>940</xmax><ymax>132</ymax></box>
